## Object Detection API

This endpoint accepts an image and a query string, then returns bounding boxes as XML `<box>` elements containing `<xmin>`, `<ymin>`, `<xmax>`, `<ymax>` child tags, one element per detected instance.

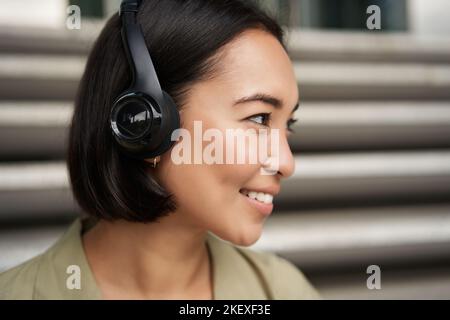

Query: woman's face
<box><xmin>153</xmin><ymin>29</ymin><xmax>298</xmax><ymax>246</ymax></box>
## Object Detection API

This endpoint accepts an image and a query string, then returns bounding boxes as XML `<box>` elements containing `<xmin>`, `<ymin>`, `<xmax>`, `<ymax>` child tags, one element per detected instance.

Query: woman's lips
<box><xmin>239</xmin><ymin>191</ymin><xmax>274</xmax><ymax>216</ymax></box>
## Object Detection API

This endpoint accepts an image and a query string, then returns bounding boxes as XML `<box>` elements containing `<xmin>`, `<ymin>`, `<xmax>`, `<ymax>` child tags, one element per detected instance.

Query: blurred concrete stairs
<box><xmin>1</xmin><ymin>26</ymin><xmax>450</xmax><ymax>299</ymax></box>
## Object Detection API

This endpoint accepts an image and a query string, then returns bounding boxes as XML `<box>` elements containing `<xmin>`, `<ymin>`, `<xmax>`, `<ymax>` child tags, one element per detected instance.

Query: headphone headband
<box><xmin>119</xmin><ymin>0</ymin><xmax>163</xmax><ymax>102</ymax></box>
<box><xmin>119</xmin><ymin>0</ymin><xmax>141</xmax><ymax>16</ymax></box>
<box><xmin>110</xmin><ymin>0</ymin><xmax>180</xmax><ymax>159</ymax></box>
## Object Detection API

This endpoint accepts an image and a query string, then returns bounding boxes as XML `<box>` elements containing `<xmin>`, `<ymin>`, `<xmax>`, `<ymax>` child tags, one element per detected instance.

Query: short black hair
<box><xmin>67</xmin><ymin>0</ymin><xmax>286</xmax><ymax>223</ymax></box>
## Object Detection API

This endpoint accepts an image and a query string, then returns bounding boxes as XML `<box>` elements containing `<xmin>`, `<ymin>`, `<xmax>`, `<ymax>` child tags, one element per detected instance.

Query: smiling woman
<box><xmin>0</xmin><ymin>0</ymin><xmax>320</xmax><ymax>300</ymax></box>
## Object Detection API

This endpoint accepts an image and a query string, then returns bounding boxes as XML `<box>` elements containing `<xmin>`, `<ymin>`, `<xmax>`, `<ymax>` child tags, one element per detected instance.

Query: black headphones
<box><xmin>110</xmin><ymin>0</ymin><xmax>180</xmax><ymax>159</ymax></box>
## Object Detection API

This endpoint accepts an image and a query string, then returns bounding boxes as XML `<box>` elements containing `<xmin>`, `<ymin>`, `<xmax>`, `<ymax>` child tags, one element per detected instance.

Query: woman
<box><xmin>0</xmin><ymin>0</ymin><xmax>320</xmax><ymax>300</ymax></box>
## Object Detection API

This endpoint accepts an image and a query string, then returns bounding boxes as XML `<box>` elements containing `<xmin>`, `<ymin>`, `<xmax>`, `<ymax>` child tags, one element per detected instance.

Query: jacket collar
<box><xmin>34</xmin><ymin>217</ymin><xmax>268</xmax><ymax>299</ymax></box>
<box><xmin>34</xmin><ymin>217</ymin><xmax>101</xmax><ymax>299</ymax></box>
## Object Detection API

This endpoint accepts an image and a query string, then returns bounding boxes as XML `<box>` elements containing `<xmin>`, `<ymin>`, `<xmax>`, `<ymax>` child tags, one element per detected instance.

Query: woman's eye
<box><xmin>287</xmin><ymin>118</ymin><xmax>298</xmax><ymax>133</ymax></box>
<box><xmin>246</xmin><ymin>113</ymin><xmax>271</xmax><ymax>127</ymax></box>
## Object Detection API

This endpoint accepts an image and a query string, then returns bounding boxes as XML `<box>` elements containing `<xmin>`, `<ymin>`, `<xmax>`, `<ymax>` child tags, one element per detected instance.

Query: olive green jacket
<box><xmin>0</xmin><ymin>218</ymin><xmax>321</xmax><ymax>300</ymax></box>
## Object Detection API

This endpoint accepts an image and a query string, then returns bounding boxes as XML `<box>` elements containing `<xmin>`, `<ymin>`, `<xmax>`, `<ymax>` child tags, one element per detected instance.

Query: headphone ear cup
<box><xmin>162</xmin><ymin>90</ymin><xmax>180</xmax><ymax>140</ymax></box>
<box><xmin>110</xmin><ymin>92</ymin><xmax>153</xmax><ymax>142</ymax></box>
<box><xmin>110</xmin><ymin>90</ymin><xmax>180</xmax><ymax>159</ymax></box>
<box><xmin>151</xmin><ymin>90</ymin><xmax>180</xmax><ymax>157</ymax></box>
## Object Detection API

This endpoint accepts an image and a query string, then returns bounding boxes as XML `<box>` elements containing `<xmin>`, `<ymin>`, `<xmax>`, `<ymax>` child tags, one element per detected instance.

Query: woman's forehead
<box><xmin>215</xmin><ymin>29</ymin><xmax>297</xmax><ymax>96</ymax></box>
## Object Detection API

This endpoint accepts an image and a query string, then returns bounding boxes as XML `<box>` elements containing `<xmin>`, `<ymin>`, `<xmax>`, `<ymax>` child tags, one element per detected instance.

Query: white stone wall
<box><xmin>0</xmin><ymin>0</ymin><xmax>449</xmax><ymax>35</ymax></box>
<box><xmin>408</xmin><ymin>0</ymin><xmax>450</xmax><ymax>35</ymax></box>
<box><xmin>0</xmin><ymin>0</ymin><xmax>67</xmax><ymax>29</ymax></box>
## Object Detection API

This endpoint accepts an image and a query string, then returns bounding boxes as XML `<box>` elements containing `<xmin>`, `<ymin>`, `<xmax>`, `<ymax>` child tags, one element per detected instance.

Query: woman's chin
<box><xmin>215</xmin><ymin>225</ymin><xmax>263</xmax><ymax>247</ymax></box>
<box><xmin>233</xmin><ymin>236</ymin><xmax>260</xmax><ymax>247</ymax></box>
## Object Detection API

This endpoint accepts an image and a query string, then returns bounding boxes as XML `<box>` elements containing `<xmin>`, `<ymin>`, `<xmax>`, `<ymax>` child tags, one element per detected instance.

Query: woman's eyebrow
<box><xmin>233</xmin><ymin>92</ymin><xmax>299</xmax><ymax>113</ymax></box>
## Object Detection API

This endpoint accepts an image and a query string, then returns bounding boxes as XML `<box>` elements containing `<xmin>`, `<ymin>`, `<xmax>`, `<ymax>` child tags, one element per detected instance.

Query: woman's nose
<box><xmin>276</xmin><ymin>133</ymin><xmax>295</xmax><ymax>178</ymax></box>
<box><xmin>263</xmin><ymin>130</ymin><xmax>295</xmax><ymax>178</ymax></box>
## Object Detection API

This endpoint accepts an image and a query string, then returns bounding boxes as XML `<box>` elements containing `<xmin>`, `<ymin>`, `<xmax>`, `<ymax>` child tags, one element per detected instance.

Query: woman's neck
<box><xmin>82</xmin><ymin>213</ymin><xmax>213</xmax><ymax>299</ymax></box>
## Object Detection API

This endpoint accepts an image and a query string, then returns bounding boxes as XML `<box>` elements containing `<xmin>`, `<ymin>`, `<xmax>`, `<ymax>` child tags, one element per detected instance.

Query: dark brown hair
<box><xmin>67</xmin><ymin>0</ymin><xmax>285</xmax><ymax>223</ymax></box>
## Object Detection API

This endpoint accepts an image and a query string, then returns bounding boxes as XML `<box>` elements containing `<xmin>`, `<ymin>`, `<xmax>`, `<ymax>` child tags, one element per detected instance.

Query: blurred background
<box><xmin>1</xmin><ymin>0</ymin><xmax>450</xmax><ymax>299</ymax></box>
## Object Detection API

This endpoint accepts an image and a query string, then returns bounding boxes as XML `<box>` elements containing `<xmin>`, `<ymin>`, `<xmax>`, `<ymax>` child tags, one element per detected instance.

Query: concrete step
<box><xmin>294</xmin><ymin>62</ymin><xmax>450</xmax><ymax>100</ymax></box>
<box><xmin>1</xmin><ymin>151</ymin><xmax>449</xmax><ymax>218</ymax></box>
<box><xmin>2</xmin><ymin>55</ymin><xmax>450</xmax><ymax>100</ymax></box>
<box><xmin>0</xmin><ymin>55</ymin><xmax>85</xmax><ymax>100</ymax></box>
<box><xmin>252</xmin><ymin>204</ymin><xmax>450</xmax><ymax>271</ymax></box>
<box><xmin>0</xmin><ymin>162</ymin><xmax>77</xmax><ymax>219</ymax></box>
<box><xmin>278</xmin><ymin>151</ymin><xmax>450</xmax><ymax>208</ymax></box>
<box><xmin>0</xmin><ymin>24</ymin><xmax>101</xmax><ymax>55</ymax></box>
<box><xmin>3</xmin><ymin>26</ymin><xmax>450</xmax><ymax>64</ymax></box>
<box><xmin>311</xmin><ymin>265</ymin><xmax>450</xmax><ymax>299</ymax></box>
<box><xmin>291</xmin><ymin>101</ymin><xmax>450</xmax><ymax>151</ymax></box>
<box><xmin>0</xmin><ymin>102</ymin><xmax>71</xmax><ymax>158</ymax></box>
<box><xmin>2</xmin><ymin>101</ymin><xmax>450</xmax><ymax>158</ymax></box>
<box><xmin>287</xmin><ymin>30</ymin><xmax>450</xmax><ymax>63</ymax></box>
<box><xmin>0</xmin><ymin>225</ymin><xmax>65</xmax><ymax>272</ymax></box>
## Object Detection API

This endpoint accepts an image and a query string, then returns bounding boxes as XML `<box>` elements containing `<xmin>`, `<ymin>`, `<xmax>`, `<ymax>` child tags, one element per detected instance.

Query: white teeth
<box><xmin>256</xmin><ymin>193</ymin><xmax>266</xmax><ymax>202</ymax></box>
<box><xmin>264</xmin><ymin>194</ymin><xmax>273</xmax><ymax>204</ymax></box>
<box><xmin>242</xmin><ymin>189</ymin><xmax>273</xmax><ymax>204</ymax></box>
